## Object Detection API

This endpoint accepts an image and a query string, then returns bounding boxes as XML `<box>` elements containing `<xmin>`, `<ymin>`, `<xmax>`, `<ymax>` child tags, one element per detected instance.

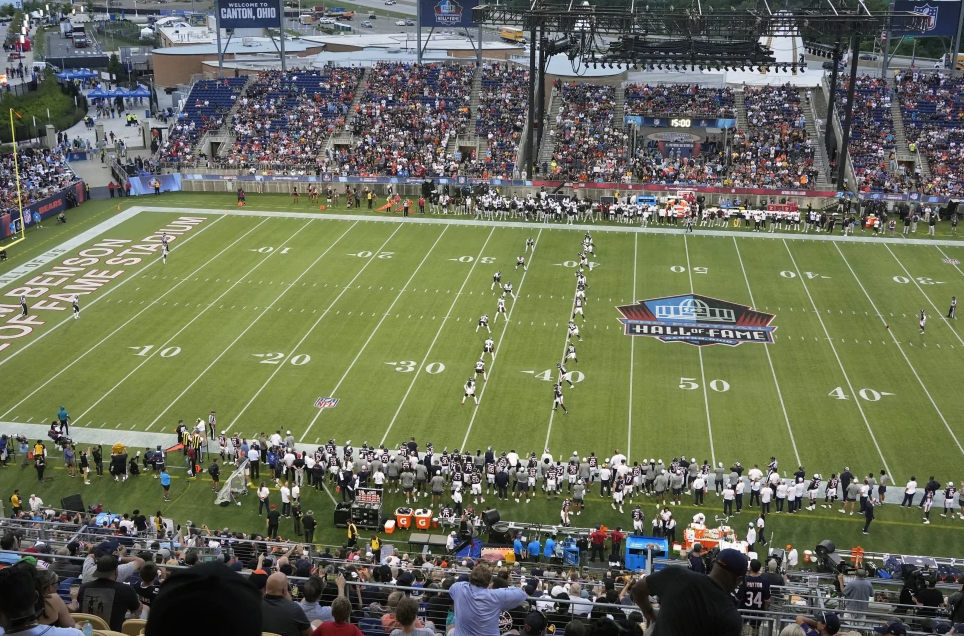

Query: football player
<box><xmin>494</xmin><ymin>296</ymin><xmax>507</xmax><ymax>322</ymax></box>
<box><xmin>942</xmin><ymin>481</ymin><xmax>957</xmax><ymax>518</ymax></box>
<box><xmin>632</xmin><ymin>504</ymin><xmax>645</xmax><ymax>535</ymax></box>
<box><xmin>573</xmin><ymin>296</ymin><xmax>585</xmax><ymax>322</ymax></box>
<box><xmin>19</xmin><ymin>294</ymin><xmax>27</xmax><ymax>317</ymax></box>
<box><xmin>552</xmin><ymin>383</ymin><xmax>568</xmax><ymax>414</ymax></box>
<box><xmin>560</xmin><ymin>498</ymin><xmax>571</xmax><ymax>527</ymax></box>
<box><xmin>568</xmin><ymin>320</ymin><xmax>582</xmax><ymax>342</ymax></box>
<box><xmin>503</xmin><ymin>281</ymin><xmax>516</xmax><ymax>300</ymax></box>
<box><xmin>476</xmin><ymin>313</ymin><xmax>490</xmax><ymax>333</ymax></box>
<box><xmin>515</xmin><ymin>255</ymin><xmax>527</xmax><ymax>271</ymax></box>
<box><xmin>565</xmin><ymin>342</ymin><xmax>578</xmax><ymax>364</ymax></box>
<box><xmin>525</xmin><ymin>237</ymin><xmax>536</xmax><ymax>253</ymax></box>
<box><xmin>491</xmin><ymin>270</ymin><xmax>502</xmax><ymax>291</ymax></box>
<box><xmin>162</xmin><ymin>242</ymin><xmax>170</xmax><ymax>265</ymax></box>
<box><xmin>920</xmin><ymin>309</ymin><xmax>927</xmax><ymax>334</ymax></box>
<box><xmin>462</xmin><ymin>378</ymin><xmax>478</xmax><ymax>406</ymax></box>
<box><xmin>474</xmin><ymin>359</ymin><xmax>488</xmax><ymax>382</ymax></box>
<box><xmin>612</xmin><ymin>476</ymin><xmax>625</xmax><ymax>513</ymax></box>
<box><xmin>470</xmin><ymin>469</ymin><xmax>484</xmax><ymax>504</ymax></box>
<box><xmin>557</xmin><ymin>362</ymin><xmax>574</xmax><ymax>388</ymax></box>
<box><xmin>578</xmin><ymin>252</ymin><xmax>588</xmax><ymax>267</ymax></box>
<box><xmin>483</xmin><ymin>337</ymin><xmax>496</xmax><ymax>360</ymax></box>
<box><xmin>72</xmin><ymin>295</ymin><xmax>80</xmax><ymax>319</ymax></box>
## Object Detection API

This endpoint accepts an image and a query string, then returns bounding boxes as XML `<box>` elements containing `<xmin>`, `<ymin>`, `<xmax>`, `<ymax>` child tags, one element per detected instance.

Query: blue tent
<box><xmin>87</xmin><ymin>88</ymin><xmax>112</xmax><ymax>98</ymax></box>
<box><xmin>74</xmin><ymin>68</ymin><xmax>98</xmax><ymax>79</ymax></box>
<box><xmin>112</xmin><ymin>87</ymin><xmax>131</xmax><ymax>98</ymax></box>
<box><xmin>128</xmin><ymin>85</ymin><xmax>151</xmax><ymax>98</ymax></box>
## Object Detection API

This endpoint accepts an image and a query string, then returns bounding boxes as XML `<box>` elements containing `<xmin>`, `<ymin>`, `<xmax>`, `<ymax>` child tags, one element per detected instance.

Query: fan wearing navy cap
<box><xmin>872</xmin><ymin>621</ymin><xmax>908</xmax><ymax>636</ymax></box>
<box><xmin>631</xmin><ymin>547</ymin><xmax>745</xmax><ymax>636</ymax></box>
<box><xmin>795</xmin><ymin>611</ymin><xmax>841</xmax><ymax>636</ymax></box>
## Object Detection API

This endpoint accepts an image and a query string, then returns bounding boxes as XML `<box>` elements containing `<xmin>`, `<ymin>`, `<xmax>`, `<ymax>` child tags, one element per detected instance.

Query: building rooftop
<box><xmin>153</xmin><ymin>36</ymin><xmax>321</xmax><ymax>55</ymax></box>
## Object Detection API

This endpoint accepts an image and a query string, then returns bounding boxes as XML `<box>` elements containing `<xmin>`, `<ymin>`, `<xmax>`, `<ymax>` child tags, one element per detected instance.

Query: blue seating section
<box><xmin>180</xmin><ymin>77</ymin><xmax>247</xmax><ymax>131</ymax></box>
<box><xmin>475</xmin><ymin>63</ymin><xmax>528</xmax><ymax>178</ymax></box>
<box><xmin>897</xmin><ymin>74</ymin><xmax>964</xmax><ymax>197</ymax></box>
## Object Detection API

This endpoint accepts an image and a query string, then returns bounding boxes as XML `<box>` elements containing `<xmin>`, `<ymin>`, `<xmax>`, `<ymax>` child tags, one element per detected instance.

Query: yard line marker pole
<box><xmin>732</xmin><ymin>237</ymin><xmax>801</xmax><ymax>467</ymax></box>
<box><xmin>225</xmin><ymin>223</ymin><xmax>405</xmax><ymax>435</ymax></box>
<box><xmin>0</xmin><ymin>217</ymin><xmax>268</xmax><ymax>420</ymax></box>
<box><xmin>0</xmin><ymin>213</ymin><xmax>228</xmax><ymax>369</ymax></box>
<box><xmin>299</xmin><ymin>226</ymin><xmax>450</xmax><ymax>442</ymax></box>
<box><xmin>683</xmin><ymin>234</ymin><xmax>716</xmax><ymax>467</ymax></box>
<box><xmin>885</xmin><ymin>244</ymin><xmax>964</xmax><ymax>348</ymax></box>
<box><xmin>144</xmin><ymin>221</ymin><xmax>360</xmax><ymax>432</ymax></box>
<box><xmin>627</xmin><ymin>233</ymin><xmax>637</xmax><ymax>464</ymax></box>
<box><xmin>71</xmin><ymin>220</ymin><xmax>315</xmax><ymax>426</ymax></box>
<box><xmin>378</xmin><ymin>227</ymin><xmax>496</xmax><ymax>447</ymax></box>
<box><xmin>461</xmin><ymin>228</ymin><xmax>544</xmax><ymax>450</ymax></box>
<box><xmin>836</xmin><ymin>244</ymin><xmax>964</xmax><ymax>457</ymax></box>
<box><xmin>783</xmin><ymin>239</ymin><xmax>894</xmax><ymax>479</ymax></box>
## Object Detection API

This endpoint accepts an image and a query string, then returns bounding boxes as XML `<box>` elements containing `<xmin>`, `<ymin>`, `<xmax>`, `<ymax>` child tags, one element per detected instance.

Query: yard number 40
<box><xmin>829</xmin><ymin>387</ymin><xmax>894</xmax><ymax>401</ymax></box>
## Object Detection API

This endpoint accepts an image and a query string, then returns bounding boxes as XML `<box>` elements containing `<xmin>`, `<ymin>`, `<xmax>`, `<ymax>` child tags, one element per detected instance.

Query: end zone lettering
<box><xmin>617</xmin><ymin>294</ymin><xmax>777</xmax><ymax>347</ymax></box>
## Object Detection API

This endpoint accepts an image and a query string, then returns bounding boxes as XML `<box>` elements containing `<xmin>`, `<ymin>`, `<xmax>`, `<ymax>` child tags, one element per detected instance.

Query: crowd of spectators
<box><xmin>331</xmin><ymin>62</ymin><xmax>475</xmax><ymax>178</ymax></box>
<box><xmin>474</xmin><ymin>63</ymin><xmax>529</xmax><ymax>179</ymax></box>
<box><xmin>730</xmin><ymin>84</ymin><xmax>818</xmax><ymax>189</ymax></box>
<box><xmin>546</xmin><ymin>82</ymin><xmax>629</xmax><ymax>181</ymax></box>
<box><xmin>0</xmin><ymin>147</ymin><xmax>78</xmax><ymax>216</ymax></box>
<box><xmin>624</xmin><ymin>83</ymin><xmax>736</xmax><ymax>118</ymax></box>
<box><xmin>158</xmin><ymin>78</ymin><xmax>247</xmax><ymax>165</ymax></box>
<box><xmin>835</xmin><ymin>76</ymin><xmax>916</xmax><ymax>194</ymax></box>
<box><xmin>897</xmin><ymin>71</ymin><xmax>964</xmax><ymax>198</ymax></box>
<box><xmin>224</xmin><ymin>67</ymin><xmax>365</xmax><ymax>173</ymax></box>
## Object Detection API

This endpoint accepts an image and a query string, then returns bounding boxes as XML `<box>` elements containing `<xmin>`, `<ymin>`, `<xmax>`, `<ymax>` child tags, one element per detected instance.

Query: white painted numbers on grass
<box><xmin>523</xmin><ymin>369</ymin><xmax>585</xmax><ymax>382</ymax></box>
<box><xmin>828</xmin><ymin>387</ymin><xmax>895</xmax><ymax>401</ymax></box>
<box><xmin>670</xmin><ymin>266</ymin><xmax>708</xmax><ymax>274</ymax></box>
<box><xmin>254</xmin><ymin>247</ymin><xmax>292</xmax><ymax>254</ymax></box>
<box><xmin>449</xmin><ymin>256</ymin><xmax>496</xmax><ymax>263</ymax></box>
<box><xmin>387</xmin><ymin>361</ymin><xmax>445</xmax><ymax>373</ymax></box>
<box><xmin>253</xmin><ymin>353</ymin><xmax>311</xmax><ymax>365</ymax></box>
<box><xmin>679</xmin><ymin>377</ymin><xmax>730</xmax><ymax>392</ymax></box>
<box><xmin>780</xmin><ymin>271</ymin><xmax>830</xmax><ymax>279</ymax></box>
<box><xmin>130</xmin><ymin>345</ymin><xmax>180</xmax><ymax>357</ymax></box>
<box><xmin>893</xmin><ymin>276</ymin><xmax>944</xmax><ymax>285</ymax></box>
<box><xmin>348</xmin><ymin>251</ymin><xmax>394</xmax><ymax>259</ymax></box>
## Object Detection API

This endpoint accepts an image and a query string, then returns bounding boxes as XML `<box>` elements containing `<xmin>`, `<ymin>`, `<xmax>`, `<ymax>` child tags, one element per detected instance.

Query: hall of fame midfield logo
<box><xmin>616</xmin><ymin>294</ymin><xmax>777</xmax><ymax>347</ymax></box>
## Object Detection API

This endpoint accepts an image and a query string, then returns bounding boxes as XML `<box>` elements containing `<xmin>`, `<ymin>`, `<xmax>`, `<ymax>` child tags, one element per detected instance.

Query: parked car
<box><xmin>822</xmin><ymin>60</ymin><xmax>845</xmax><ymax>70</ymax></box>
<box><xmin>395</xmin><ymin>19</ymin><xmax>407</xmax><ymax>25</ymax></box>
<box><xmin>361</xmin><ymin>20</ymin><xmax>373</xmax><ymax>27</ymax></box>
<box><xmin>368</xmin><ymin>11</ymin><xmax>377</xmax><ymax>18</ymax></box>
<box><xmin>385</xmin><ymin>0</ymin><xmax>396</xmax><ymax>4</ymax></box>
<box><xmin>404</xmin><ymin>19</ymin><xmax>414</xmax><ymax>25</ymax></box>
<box><xmin>858</xmin><ymin>53</ymin><xmax>879</xmax><ymax>60</ymax></box>
<box><xmin>318</xmin><ymin>17</ymin><xmax>335</xmax><ymax>24</ymax></box>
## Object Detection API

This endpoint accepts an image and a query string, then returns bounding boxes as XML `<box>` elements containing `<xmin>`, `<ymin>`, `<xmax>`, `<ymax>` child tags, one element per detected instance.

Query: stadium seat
<box><xmin>73</xmin><ymin>614</ymin><xmax>111</xmax><ymax>631</ymax></box>
<box><xmin>121</xmin><ymin>619</ymin><xmax>147</xmax><ymax>636</ymax></box>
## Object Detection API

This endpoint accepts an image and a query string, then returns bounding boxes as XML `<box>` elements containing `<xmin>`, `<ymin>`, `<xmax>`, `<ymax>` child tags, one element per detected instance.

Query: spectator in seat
<box><xmin>389</xmin><ymin>595</ymin><xmax>435</xmax><ymax>636</ymax></box>
<box><xmin>0</xmin><ymin>561</ymin><xmax>84</xmax><ymax>636</ymax></box>
<box><xmin>262</xmin><ymin>571</ymin><xmax>311</xmax><ymax>636</ymax></box>
<box><xmin>449</xmin><ymin>564</ymin><xmax>528</xmax><ymax>636</ymax></box>
<box><xmin>311</xmin><ymin>596</ymin><xmax>363</xmax><ymax>636</ymax></box>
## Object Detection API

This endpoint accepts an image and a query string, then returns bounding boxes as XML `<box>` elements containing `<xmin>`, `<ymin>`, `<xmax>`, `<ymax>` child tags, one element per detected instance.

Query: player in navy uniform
<box><xmin>806</xmin><ymin>474</ymin><xmax>821</xmax><ymax>511</ymax></box>
<box><xmin>552</xmin><ymin>383</ymin><xmax>568</xmax><ymax>414</ymax></box>
<box><xmin>72</xmin><ymin>295</ymin><xmax>80</xmax><ymax>319</ymax></box>
<box><xmin>565</xmin><ymin>343</ymin><xmax>578</xmax><ymax>365</ymax></box>
<box><xmin>491</xmin><ymin>270</ymin><xmax>501</xmax><ymax>290</ymax></box>
<box><xmin>483</xmin><ymin>337</ymin><xmax>496</xmax><ymax>360</ymax></box>
<box><xmin>822</xmin><ymin>473</ymin><xmax>839</xmax><ymax>508</ymax></box>
<box><xmin>474</xmin><ymin>359</ymin><xmax>488</xmax><ymax>382</ymax></box>
<box><xmin>557</xmin><ymin>363</ymin><xmax>575</xmax><ymax>388</ymax></box>
<box><xmin>942</xmin><ymin>481</ymin><xmax>957</xmax><ymax>518</ymax></box>
<box><xmin>578</xmin><ymin>252</ymin><xmax>588</xmax><ymax>267</ymax></box>
<box><xmin>476</xmin><ymin>314</ymin><xmax>490</xmax><ymax>333</ymax></box>
<box><xmin>515</xmin><ymin>255</ymin><xmax>527</xmax><ymax>271</ymax></box>
<box><xmin>573</xmin><ymin>296</ymin><xmax>585</xmax><ymax>321</ymax></box>
<box><xmin>462</xmin><ymin>378</ymin><xmax>478</xmax><ymax>406</ymax></box>
<box><xmin>631</xmin><ymin>504</ymin><xmax>645</xmax><ymax>535</ymax></box>
<box><xmin>568</xmin><ymin>320</ymin><xmax>582</xmax><ymax>341</ymax></box>
<box><xmin>19</xmin><ymin>294</ymin><xmax>27</xmax><ymax>316</ymax></box>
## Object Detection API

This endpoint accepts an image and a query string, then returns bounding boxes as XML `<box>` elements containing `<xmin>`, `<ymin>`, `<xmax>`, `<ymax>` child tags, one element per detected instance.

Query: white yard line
<box><xmin>543</xmin><ymin>267</ymin><xmax>580</xmax><ymax>451</ymax></box>
<box><xmin>134</xmin><ymin>206</ymin><xmax>964</xmax><ymax>247</ymax></box>
<box><xmin>732</xmin><ymin>237</ymin><xmax>801</xmax><ymax>467</ymax></box>
<box><xmin>0</xmin><ymin>217</ymin><xmax>265</xmax><ymax>420</ymax></box>
<box><xmin>299</xmin><ymin>226</ymin><xmax>450</xmax><ymax>442</ymax></box>
<box><xmin>144</xmin><ymin>221</ymin><xmax>360</xmax><ymax>431</ymax></box>
<box><xmin>884</xmin><ymin>244</ymin><xmax>964</xmax><ymax>347</ymax></box>
<box><xmin>461</xmin><ymin>228</ymin><xmax>544</xmax><ymax>449</ymax></box>
<box><xmin>225</xmin><ymin>223</ymin><xmax>405</xmax><ymax>435</ymax></box>
<box><xmin>935</xmin><ymin>246</ymin><xmax>964</xmax><ymax>279</ymax></box>
<box><xmin>835</xmin><ymin>243</ymin><xmax>964</xmax><ymax>457</ymax></box>
<box><xmin>627</xmin><ymin>234</ymin><xmax>637</xmax><ymax>464</ymax></box>
<box><xmin>378</xmin><ymin>227</ymin><xmax>496</xmax><ymax>447</ymax></box>
<box><xmin>0</xmin><ymin>214</ymin><xmax>227</xmax><ymax>369</ymax></box>
<box><xmin>71</xmin><ymin>220</ymin><xmax>314</xmax><ymax>425</ymax></box>
<box><xmin>783</xmin><ymin>239</ymin><xmax>894</xmax><ymax>479</ymax></box>
<box><xmin>683</xmin><ymin>234</ymin><xmax>716</xmax><ymax>467</ymax></box>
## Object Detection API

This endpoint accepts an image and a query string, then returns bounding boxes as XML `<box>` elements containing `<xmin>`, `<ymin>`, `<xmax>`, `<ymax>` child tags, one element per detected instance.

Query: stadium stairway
<box><xmin>734</xmin><ymin>89</ymin><xmax>749</xmax><ymax>131</ymax></box>
<box><xmin>468</xmin><ymin>66</ymin><xmax>482</xmax><ymax>135</ymax></box>
<box><xmin>536</xmin><ymin>87</ymin><xmax>561</xmax><ymax>170</ymax></box>
<box><xmin>802</xmin><ymin>89</ymin><xmax>834</xmax><ymax>190</ymax></box>
<box><xmin>346</xmin><ymin>66</ymin><xmax>370</xmax><ymax>128</ymax></box>
<box><xmin>613</xmin><ymin>84</ymin><xmax>626</xmax><ymax>131</ymax></box>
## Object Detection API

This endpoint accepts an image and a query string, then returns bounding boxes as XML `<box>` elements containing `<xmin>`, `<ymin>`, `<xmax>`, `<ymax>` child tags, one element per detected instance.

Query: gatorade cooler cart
<box><xmin>414</xmin><ymin>508</ymin><xmax>432</xmax><ymax>530</ymax></box>
<box><xmin>395</xmin><ymin>507</ymin><xmax>415</xmax><ymax>530</ymax></box>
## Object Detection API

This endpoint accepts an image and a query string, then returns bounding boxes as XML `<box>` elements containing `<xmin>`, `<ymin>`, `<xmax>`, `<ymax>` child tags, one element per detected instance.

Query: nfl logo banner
<box><xmin>892</xmin><ymin>0</ymin><xmax>962</xmax><ymax>36</ymax></box>
<box><xmin>314</xmin><ymin>397</ymin><xmax>339</xmax><ymax>409</ymax></box>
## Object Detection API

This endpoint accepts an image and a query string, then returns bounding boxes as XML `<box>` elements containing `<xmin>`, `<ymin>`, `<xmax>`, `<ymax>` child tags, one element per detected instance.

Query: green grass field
<box><xmin>2</xmin><ymin>193</ymin><xmax>964</xmax><ymax>558</ymax></box>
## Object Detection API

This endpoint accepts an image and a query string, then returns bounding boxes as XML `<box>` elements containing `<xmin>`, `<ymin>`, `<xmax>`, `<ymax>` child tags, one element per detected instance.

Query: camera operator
<box><xmin>915</xmin><ymin>575</ymin><xmax>946</xmax><ymax>618</ymax></box>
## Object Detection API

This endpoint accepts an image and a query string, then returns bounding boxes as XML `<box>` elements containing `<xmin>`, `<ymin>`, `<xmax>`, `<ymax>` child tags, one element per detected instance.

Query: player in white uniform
<box><xmin>557</xmin><ymin>362</ymin><xmax>574</xmax><ymax>388</ymax></box>
<box><xmin>575</xmin><ymin>283</ymin><xmax>586</xmax><ymax>302</ymax></box>
<box><xmin>515</xmin><ymin>255</ymin><xmax>527</xmax><ymax>271</ymax></box>
<box><xmin>162</xmin><ymin>243</ymin><xmax>170</xmax><ymax>265</ymax></box>
<box><xmin>462</xmin><ymin>378</ymin><xmax>478</xmax><ymax>406</ymax></box>
<box><xmin>72</xmin><ymin>295</ymin><xmax>80</xmax><ymax>319</ymax></box>
<box><xmin>19</xmin><ymin>294</ymin><xmax>27</xmax><ymax>316</ymax></box>
<box><xmin>503</xmin><ymin>281</ymin><xmax>516</xmax><ymax>300</ymax></box>
<box><xmin>494</xmin><ymin>296</ymin><xmax>507</xmax><ymax>322</ymax></box>
<box><xmin>476</xmin><ymin>314</ymin><xmax>490</xmax><ymax>333</ymax></box>
<box><xmin>568</xmin><ymin>320</ymin><xmax>582</xmax><ymax>341</ymax></box>
<box><xmin>491</xmin><ymin>270</ymin><xmax>501</xmax><ymax>290</ymax></box>
<box><xmin>474</xmin><ymin>359</ymin><xmax>488</xmax><ymax>382</ymax></box>
<box><xmin>920</xmin><ymin>309</ymin><xmax>927</xmax><ymax>334</ymax></box>
<box><xmin>579</xmin><ymin>252</ymin><xmax>588</xmax><ymax>267</ymax></box>
<box><xmin>552</xmin><ymin>383</ymin><xmax>568</xmax><ymax>414</ymax></box>
<box><xmin>525</xmin><ymin>237</ymin><xmax>535</xmax><ymax>253</ymax></box>
<box><xmin>483</xmin><ymin>337</ymin><xmax>496</xmax><ymax>360</ymax></box>
<box><xmin>573</xmin><ymin>296</ymin><xmax>585</xmax><ymax>321</ymax></box>
<box><xmin>565</xmin><ymin>342</ymin><xmax>578</xmax><ymax>364</ymax></box>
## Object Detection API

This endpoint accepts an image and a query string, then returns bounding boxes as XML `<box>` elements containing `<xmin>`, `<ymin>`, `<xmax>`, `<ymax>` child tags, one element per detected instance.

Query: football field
<box><xmin>3</xmin><ymin>201</ymin><xmax>964</xmax><ymax>490</ymax></box>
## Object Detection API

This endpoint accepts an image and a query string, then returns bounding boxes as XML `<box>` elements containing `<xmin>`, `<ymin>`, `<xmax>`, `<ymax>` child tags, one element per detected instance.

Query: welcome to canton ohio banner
<box><xmin>216</xmin><ymin>0</ymin><xmax>282</xmax><ymax>29</ymax></box>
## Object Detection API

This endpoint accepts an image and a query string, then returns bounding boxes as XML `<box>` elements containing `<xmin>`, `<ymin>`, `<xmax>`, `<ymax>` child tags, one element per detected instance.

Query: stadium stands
<box><xmin>225</xmin><ymin>67</ymin><xmax>365</xmax><ymax>172</ymax></box>
<box><xmin>624</xmin><ymin>83</ymin><xmax>736</xmax><ymax>118</ymax></box>
<box><xmin>897</xmin><ymin>72</ymin><xmax>964</xmax><ymax>198</ymax></box>
<box><xmin>835</xmin><ymin>76</ymin><xmax>916</xmax><ymax>194</ymax></box>
<box><xmin>475</xmin><ymin>62</ymin><xmax>528</xmax><ymax>179</ymax></box>
<box><xmin>337</xmin><ymin>62</ymin><xmax>475</xmax><ymax>177</ymax></box>
<box><xmin>546</xmin><ymin>82</ymin><xmax>629</xmax><ymax>182</ymax></box>
<box><xmin>158</xmin><ymin>77</ymin><xmax>247</xmax><ymax>164</ymax></box>
<box><xmin>0</xmin><ymin>147</ymin><xmax>79</xmax><ymax>216</ymax></box>
<box><xmin>733</xmin><ymin>84</ymin><xmax>818</xmax><ymax>189</ymax></box>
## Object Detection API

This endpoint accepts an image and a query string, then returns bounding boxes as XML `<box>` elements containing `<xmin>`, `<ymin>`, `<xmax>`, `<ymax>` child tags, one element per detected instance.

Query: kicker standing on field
<box><xmin>949</xmin><ymin>296</ymin><xmax>957</xmax><ymax>319</ymax></box>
